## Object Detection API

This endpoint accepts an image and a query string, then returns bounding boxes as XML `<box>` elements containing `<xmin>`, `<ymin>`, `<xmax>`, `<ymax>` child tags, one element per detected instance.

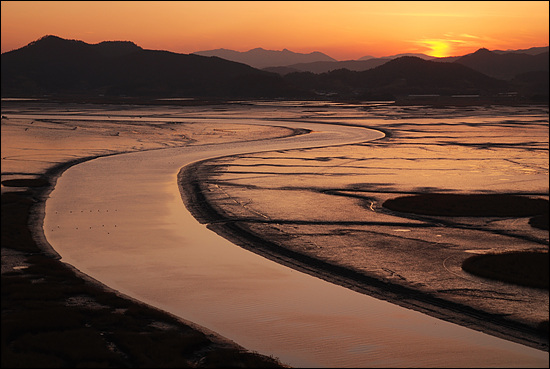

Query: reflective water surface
<box><xmin>2</xmin><ymin>101</ymin><xmax>548</xmax><ymax>367</ymax></box>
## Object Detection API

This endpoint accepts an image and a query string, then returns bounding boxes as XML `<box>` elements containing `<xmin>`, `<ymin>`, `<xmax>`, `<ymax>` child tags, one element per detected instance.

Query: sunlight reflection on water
<box><xmin>3</xmin><ymin>101</ymin><xmax>548</xmax><ymax>367</ymax></box>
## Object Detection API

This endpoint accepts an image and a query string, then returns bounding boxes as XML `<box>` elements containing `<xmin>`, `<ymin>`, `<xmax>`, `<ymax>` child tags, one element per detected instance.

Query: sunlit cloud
<box><xmin>412</xmin><ymin>33</ymin><xmax>503</xmax><ymax>57</ymax></box>
<box><xmin>460</xmin><ymin>34</ymin><xmax>481</xmax><ymax>39</ymax></box>
<box><xmin>366</xmin><ymin>11</ymin><xmax>480</xmax><ymax>18</ymax></box>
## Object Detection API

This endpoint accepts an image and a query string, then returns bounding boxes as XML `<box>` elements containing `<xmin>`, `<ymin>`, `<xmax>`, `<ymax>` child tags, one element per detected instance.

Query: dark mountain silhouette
<box><xmin>263</xmin><ymin>58</ymin><xmax>390</xmax><ymax>75</ymax></box>
<box><xmin>282</xmin><ymin>56</ymin><xmax>509</xmax><ymax>99</ymax></box>
<box><xmin>453</xmin><ymin>48</ymin><xmax>549</xmax><ymax>80</ymax></box>
<box><xmin>262</xmin><ymin>66</ymin><xmax>301</xmax><ymax>75</ymax></box>
<box><xmin>1</xmin><ymin>35</ymin><xmax>300</xmax><ymax>98</ymax></box>
<box><xmin>492</xmin><ymin>46</ymin><xmax>548</xmax><ymax>56</ymax></box>
<box><xmin>432</xmin><ymin>55</ymin><xmax>461</xmax><ymax>63</ymax></box>
<box><xmin>192</xmin><ymin>47</ymin><xmax>336</xmax><ymax>69</ymax></box>
<box><xmin>92</xmin><ymin>40</ymin><xmax>144</xmax><ymax>57</ymax></box>
<box><xmin>510</xmin><ymin>70</ymin><xmax>549</xmax><ymax>101</ymax></box>
<box><xmin>3</xmin><ymin>36</ymin><xmax>546</xmax><ymax>102</ymax></box>
<box><xmin>359</xmin><ymin>53</ymin><xmax>434</xmax><ymax>61</ymax></box>
<box><xmin>357</xmin><ymin>55</ymin><xmax>376</xmax><ymax>61</ymax></box>
<box><xmin>430</xmin><ymin>47</ymin><xmax>549</xmax><ymax>64</ymax></box>
<box><xmin>263</xmin><ymin>47</ymin><xmax>548</xmax><ymax>77</ymax></box>
<box><xmin>378</xmin><ymin>52</ymin><xmax>435</xmax><ymax>60</ymax></box>
<box><xmin>370</xmin><ymin>56</ymin><xmax>506</xmax><ymax>90</ymax></box>
<box><xmin>264</xmin><ymin>54</ymin><xmax>434</xmax><ymax>75</ymax></box>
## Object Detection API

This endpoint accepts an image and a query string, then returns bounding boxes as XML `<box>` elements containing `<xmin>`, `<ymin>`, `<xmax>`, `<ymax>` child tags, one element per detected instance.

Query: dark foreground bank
<box><xmin>1</xmin><ymin>162</ymin><xmax>287</xmax><ymax>368</ymax></box>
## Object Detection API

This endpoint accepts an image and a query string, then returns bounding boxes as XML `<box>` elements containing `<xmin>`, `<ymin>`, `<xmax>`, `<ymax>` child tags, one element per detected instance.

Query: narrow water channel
<box><xmin>44</xmin><ymin>120</ymin><xmax>548</xmax><ymax>368</ymax></box>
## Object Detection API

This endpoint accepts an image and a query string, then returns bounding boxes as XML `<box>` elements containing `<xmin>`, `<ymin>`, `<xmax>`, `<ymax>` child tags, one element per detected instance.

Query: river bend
<box><xmin>44</xmin><ymin>119</ymin><xmax>548</xmax><ymax>368</ymax></box>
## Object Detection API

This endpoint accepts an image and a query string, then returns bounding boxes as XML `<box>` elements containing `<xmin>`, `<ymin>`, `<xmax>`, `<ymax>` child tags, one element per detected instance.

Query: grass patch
<box><xmin>382</xmin><ymin>193</ymin><xmax>548</xmax><ymax>217</ymax></box>
<box><xmin>462</xmin><ymin>251</ymin><xmax>549</xmax><ymax>289</ymax></box>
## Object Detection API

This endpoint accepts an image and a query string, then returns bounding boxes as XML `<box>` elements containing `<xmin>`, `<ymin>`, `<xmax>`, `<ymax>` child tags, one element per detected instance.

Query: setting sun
<box><xmin>1</xmin><ymin>1</ymin><xmax>548</xmax><ymax>60</ymax></box>
<box><xmin>2</xmin><ymin>1</ymin><xmax>549</xmax><ymax>368</ymax></box>
<box><xmin>421</xmin><ymin>40</ymin><xmax>452</xmax><ymax>58</ymax></box>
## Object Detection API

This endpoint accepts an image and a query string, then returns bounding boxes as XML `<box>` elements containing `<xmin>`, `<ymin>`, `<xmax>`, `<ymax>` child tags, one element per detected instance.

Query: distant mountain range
<box><xmin>492</xmin><ymin>46</ymin><xmax>549</xmax><ymax>56</ymax></box>
<box><xmin>1</xmin><ymin>35</ymin><xmax>298</xmax><ymax>98</ymax></box>
<box><xmin>193</xmin><ymin>48</ymin><xmax>336</xmax><ymax>69</ymax></box>
<box><xmin>259</xmin><ymin>47</ymin><xmax>548</xmax><ymax>78</ymax></box>
<box><xmin>263</xmin><ymin>59</ymin><xmax>390</xmax><ymax>75</ymax></box>
<box><xmin>362</xmin><ymin>52</ymin><xmax>436</xmax><ymax>60</ymax></box>
<box><xmin>451</xmin><ymin>48</ymin><xmax>549</xmax><ymax>80</ymax></box>
<box><xmin>283</xmin><ymin>56</ymin><xmax>510</xmax><ymax>100</ymax></box>
<box><xmin>193</xmin><ymin>48</ymin><xmax>441</xmax><ymax>74</ymax></box>
<box><xmin>1</xmin><ymin>35</ymin><xmax>548</xmax><ymax>102</ymax></box>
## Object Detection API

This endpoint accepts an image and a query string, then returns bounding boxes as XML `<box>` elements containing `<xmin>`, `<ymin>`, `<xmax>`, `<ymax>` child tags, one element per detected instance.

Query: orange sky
<box><xmin>1</xmin><ymin>1</ymin><xmax>548</xmax><ymax>60</ymax></box>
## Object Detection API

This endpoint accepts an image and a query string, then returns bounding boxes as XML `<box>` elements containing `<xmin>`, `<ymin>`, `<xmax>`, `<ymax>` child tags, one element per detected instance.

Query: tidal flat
<box><xmin>1</xmin><ymin>99</ymin><xmax>548</xmax><ymax>367</ymax></box>
<box><xmin>1</xmin><ymin>100</ymin><xmax>294</xmax><ymax>368</ymax></box>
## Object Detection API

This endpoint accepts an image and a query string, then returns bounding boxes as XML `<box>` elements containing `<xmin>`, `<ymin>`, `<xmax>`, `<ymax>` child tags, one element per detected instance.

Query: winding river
<box><xmin>44</xmin><ymin>118</ymin><xmax>548</xmax><ymax>367</ymax></box>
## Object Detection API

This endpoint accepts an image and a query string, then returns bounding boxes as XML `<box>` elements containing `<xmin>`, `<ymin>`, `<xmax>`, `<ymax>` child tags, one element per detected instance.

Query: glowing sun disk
<box><xmin>424</xmin><ymin>40</ymin><xmax>451</xmax><ymax>57</ymax></box>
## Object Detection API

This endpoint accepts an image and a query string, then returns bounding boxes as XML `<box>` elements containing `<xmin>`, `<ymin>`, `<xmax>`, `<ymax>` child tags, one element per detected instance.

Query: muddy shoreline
<box><xmin>178</xmin><ymin>158</ymin><xmax>549</xmax><ymax>352</ymax></box>
<box><xmin>3</xmin><ymin>101</ymin><xmax>548</xmax><ymax>366</ymax></box>
<box><xmin>2</xmin><ymin>156</ymin><xmax>289</xmax><ymax>368</ymax></box>
<box><xmin>1</xmin><ymin>115</ymin><xmax>307</xmax><ymax>367</ymax></box>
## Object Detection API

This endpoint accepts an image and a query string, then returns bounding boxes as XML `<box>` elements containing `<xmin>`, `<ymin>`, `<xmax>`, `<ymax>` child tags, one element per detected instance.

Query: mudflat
<box><xmin>1</xmin><ymin>100</ymin><xmax>296</xmax><ymax>368</ymax></box>
<box><xmin>177</xmin><ymin>102</ymin><xmax>549</xmax><ymax>352</ymax></box>
<box><xmin>2</xmin><ymin>100</ymin><xmax>548</xmax><ymax>366</ymax></box>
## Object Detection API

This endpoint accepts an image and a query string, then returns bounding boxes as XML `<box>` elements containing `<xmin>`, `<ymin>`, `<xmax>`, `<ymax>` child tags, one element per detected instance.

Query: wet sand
<box><xmin>2</xmin><ymin>100</ymin><xmax>548</xmax><ymax>366</ymax></box>
<box><xmin>176</xmin><ymin>103</ymin><xmax>549</xmax><ymax>352</ymax></box>
<box><xmin>1</xmin><ymin>103</ymin><xmax>296</xmax><ymax>367</ymax></box>
<box><xmin>180</xmin><ymin>162</ymin><xmax>548</xmax><ymax>352</ymax></box>
<box><xmin>39</xmin><ymin>125</ymin><xmax>547</xmax><ymax>366</ymax></box>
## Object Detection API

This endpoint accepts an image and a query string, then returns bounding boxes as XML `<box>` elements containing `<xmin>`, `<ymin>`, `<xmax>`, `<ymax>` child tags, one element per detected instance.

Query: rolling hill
<box><xmin>282</xmin><ymin>56</ymin><xmax>510</xmax><ymax>99</ymax></box>
<box><xmin>263</xmin><ymin>58</ymin><xmax>390</xmax><ymax>75</ymax></box>
<box><xmin>261</xmin><ymin>47</ymin><xmax>548</xmax><ymax>79</ymax></box>
<box><xmin>453</xmin><ymin>48</ymin><xmax>549</xmax><ymax>80</ymax></box>
<box><xmin>192</xmin><ymin>47</ymin><xmax>336</xmax><ymax>69</ymax></box>
<box><xmin>1</xmin><ymin>35</ymin><xmax>300</xmax><ymax>98</ymax></box>
<box><xmin>2</xmin><ymin>36</ymin><xmax>547</xmax><ymax>102</ymax></box>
